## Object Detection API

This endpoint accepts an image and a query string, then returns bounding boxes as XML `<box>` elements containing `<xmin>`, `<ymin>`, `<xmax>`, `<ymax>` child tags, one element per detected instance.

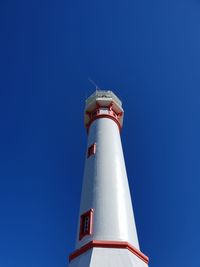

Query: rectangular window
<box><xmin>87</xmin><ymin>143</ymin><xmax>96</xmax><ymax>158</ymax></box>
<box><xmin>79</xmin><ymin>209</ymin><xmax>94</xmax><ymax>240</ymax></box>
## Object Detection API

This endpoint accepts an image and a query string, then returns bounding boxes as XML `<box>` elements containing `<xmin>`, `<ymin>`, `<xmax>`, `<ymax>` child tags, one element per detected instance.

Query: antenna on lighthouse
<box><xmin>88</xmin><ymin>77</ymin><xmax>100</xmax><ymax>92</ymax></box>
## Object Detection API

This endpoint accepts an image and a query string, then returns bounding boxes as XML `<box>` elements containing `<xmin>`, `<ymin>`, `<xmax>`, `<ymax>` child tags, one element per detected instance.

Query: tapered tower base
<box><xmin>69</xmin><ymin>247</ymin><xmax>148</xmax><ymax>267</ymax></box>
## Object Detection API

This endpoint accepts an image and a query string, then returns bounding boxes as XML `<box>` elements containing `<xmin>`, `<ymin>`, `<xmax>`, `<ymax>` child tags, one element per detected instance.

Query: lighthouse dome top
<box><xmin>85</xmin><ymin>90</ymin><xmax>122</xmax><ymax>108</ymax></box>
<box><xmin>84</xmin><ymin>90</ymin><xmax>124</xmax><ymax>130</ymax></box>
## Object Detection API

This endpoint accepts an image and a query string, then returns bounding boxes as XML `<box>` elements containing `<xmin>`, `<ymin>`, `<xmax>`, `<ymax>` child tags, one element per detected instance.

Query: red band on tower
<box><xmin>85</xmin><ymin>104</ymin><xmax>123</xmax><ymax>133</ymax></box>
<box><xmin>69</xmin><ymin>240</ymin><xmax>149</xmax><ymax>264</ymax></box>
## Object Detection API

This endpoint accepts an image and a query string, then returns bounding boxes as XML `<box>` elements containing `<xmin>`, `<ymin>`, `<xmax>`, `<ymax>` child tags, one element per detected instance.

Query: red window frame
<box><xmin>79</xmin><ymin>209</ymin><xmax>94</xmax><ymax>240</ymax></box>
<box><xmin>87</xmin><ymin>143</ymin><xmax>96</xmax><ymax>158</ymax></box>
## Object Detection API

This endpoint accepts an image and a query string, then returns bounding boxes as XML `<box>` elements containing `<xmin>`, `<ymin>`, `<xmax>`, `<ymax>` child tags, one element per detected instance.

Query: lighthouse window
<box><xmin>82</xmin><ymin>216</ymin><xmax>89</xmax><ymax>232</ymax></box>
<box><xmin>79</xmin><ymin>209</ymin><xmax>94</xmax><ymax>240</ymax></box>
<box><xmin>87</xmin><ymin>143</ymin><xmax>96</xmax><ymax>158</ymax></box>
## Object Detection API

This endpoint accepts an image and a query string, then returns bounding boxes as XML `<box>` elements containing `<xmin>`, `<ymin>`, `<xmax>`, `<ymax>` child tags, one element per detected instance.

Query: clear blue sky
<box><xmin>0</xmin><ymin>0</ymin><xmax>200</xmax><ymax>266</ymax></box>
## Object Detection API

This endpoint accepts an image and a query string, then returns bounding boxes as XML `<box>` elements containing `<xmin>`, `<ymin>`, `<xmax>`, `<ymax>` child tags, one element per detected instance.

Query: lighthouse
<box><xmin>68</xmin><ymin>90</ymin><xmax>149</xmax><ymax>267</ymax></box>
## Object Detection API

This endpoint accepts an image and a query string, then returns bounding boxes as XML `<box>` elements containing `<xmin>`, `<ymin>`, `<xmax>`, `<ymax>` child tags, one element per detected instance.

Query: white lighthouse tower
<box><xmin>68</xmin><ymin>90</ymin><xmax>149</xmax><ymax>267</ymax></box>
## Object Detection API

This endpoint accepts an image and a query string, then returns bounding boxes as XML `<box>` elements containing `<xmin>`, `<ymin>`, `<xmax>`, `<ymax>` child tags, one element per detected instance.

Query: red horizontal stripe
<box><xmin>69</xmin><ymin>240</ymin><xmax>149</xmax><ymax>264</ymax></box>
<box><xmin>86</xmin><ymin>114</ymin><xmax>122</xmax><ymax>133</ymax></box>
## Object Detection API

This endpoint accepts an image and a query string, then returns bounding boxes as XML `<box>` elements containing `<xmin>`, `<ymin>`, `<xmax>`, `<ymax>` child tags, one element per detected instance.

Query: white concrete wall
<box><xmin>75</xmin><ymin>116</ymin><xmax>140</xmax><ymax>250</ymax></box>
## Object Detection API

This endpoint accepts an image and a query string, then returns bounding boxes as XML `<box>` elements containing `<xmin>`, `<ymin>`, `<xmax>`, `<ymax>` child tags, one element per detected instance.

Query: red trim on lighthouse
<box><xmin>87</xmin><ymin>114</ymin><xmax>122</xmax><ymax>132</ymax></box>
<box><xmin>79</xmin><ymin>209</ymin><xmax>94</xmax><ymax>240</ymax></box>
<box><xmin>69</xmin><ymin>240</ymin><xmax>149</xmax><ymax>264</ymax></box>
<box><xmin>85</xmin><ymin>105</ymin><xmax>123</xmax><ymax>133</ymax></box>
